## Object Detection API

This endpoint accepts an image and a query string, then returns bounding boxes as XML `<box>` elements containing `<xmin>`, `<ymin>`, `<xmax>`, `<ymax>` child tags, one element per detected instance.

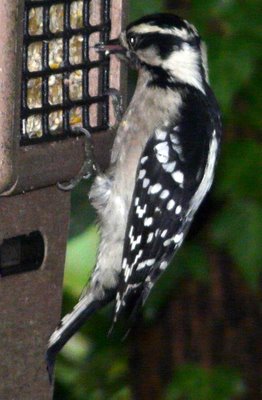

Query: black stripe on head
<box><xmin>130</xmin><ymin>32</ymin><xmax>200</xmax><ymax>61</ymax></box>
<box><xmin>136</xmin><ymin>33</ymin><xmax>184</xmax><ymax>59</ymax></box>
<box><xmin>127</xmin><ymin>13</ymin><xmax>189</xmax><ymax>31</ymax></box>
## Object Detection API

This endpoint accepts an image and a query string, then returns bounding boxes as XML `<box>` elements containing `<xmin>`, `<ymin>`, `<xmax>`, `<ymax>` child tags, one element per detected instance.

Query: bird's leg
<box><xmin>106</xmin><ymin>88</ymin><xmax>123</xmax><ymax>130</ymax></box>
<box><xmin>57</xmin><ymin>128</ymin><xmax>101</xmax><ymax>191</ymax></box>
<box><xmin>57</xmin><ymin>88</ymin><xmax>123</xmax><ymax>191</ymax></box>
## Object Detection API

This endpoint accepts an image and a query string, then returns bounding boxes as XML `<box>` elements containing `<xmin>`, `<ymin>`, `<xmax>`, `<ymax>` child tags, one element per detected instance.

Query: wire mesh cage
<box><xmin>0</xmin><ymin>0</ymin><xmax>126</xmax><ymax>195</ymax></box>
<box><xmin>21</xmin><ymin>0</ymin><xmax>111</xmax><ymax>145</ymax></box>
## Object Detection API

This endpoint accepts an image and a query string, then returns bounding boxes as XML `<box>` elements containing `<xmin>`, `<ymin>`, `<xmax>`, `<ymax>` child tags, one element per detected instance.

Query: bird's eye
<box><xmin>127</xmin><ymin>34</ymin><xmax>137</xmax><ymax>49</ymax></box>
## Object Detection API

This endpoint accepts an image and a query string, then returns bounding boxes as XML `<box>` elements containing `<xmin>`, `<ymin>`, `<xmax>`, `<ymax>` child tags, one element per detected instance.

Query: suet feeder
<box><xmin>0</xmin><ymin>1</ymin><xmax>127</xmax><ymax>398</ymax></box>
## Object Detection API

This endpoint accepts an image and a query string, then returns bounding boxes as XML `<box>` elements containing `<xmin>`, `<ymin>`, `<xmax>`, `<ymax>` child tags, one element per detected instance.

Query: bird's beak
<box><xmin>95</xmin><ymin>38</ymin><xmax>126</xmax><ymax>56</ymax></box>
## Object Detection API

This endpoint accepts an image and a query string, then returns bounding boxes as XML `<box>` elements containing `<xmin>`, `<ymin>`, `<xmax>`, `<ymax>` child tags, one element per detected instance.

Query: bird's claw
<box><xmin>57</xmin><ymin>127</ymin><xmax>100</xmax><ymax>191</ymax></box>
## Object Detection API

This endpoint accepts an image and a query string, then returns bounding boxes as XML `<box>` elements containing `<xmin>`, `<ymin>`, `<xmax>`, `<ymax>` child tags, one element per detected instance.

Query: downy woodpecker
<box><xmin>47</xmin><ymin>13</ymin><xmax>222</xmax><ymax>378</ymax></box>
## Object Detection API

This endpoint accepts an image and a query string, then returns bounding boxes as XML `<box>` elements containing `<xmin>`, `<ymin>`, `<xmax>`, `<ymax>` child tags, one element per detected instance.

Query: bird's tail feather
<box><xmin>46</xmin><ymin>293</ymin><xmax>102</xmax><ymax>383</ymax></box>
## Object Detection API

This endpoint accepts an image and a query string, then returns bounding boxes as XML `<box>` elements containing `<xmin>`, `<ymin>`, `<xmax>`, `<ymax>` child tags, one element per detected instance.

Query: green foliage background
<box><xmin>54</xmin><ymin>1</ymin><xmax>261</xmax><ymax>399</ymax></box>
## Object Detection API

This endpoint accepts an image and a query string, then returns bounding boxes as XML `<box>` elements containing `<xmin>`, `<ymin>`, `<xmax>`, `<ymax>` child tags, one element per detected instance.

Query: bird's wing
<box><xmin>113</xmin><ymin>103</ymin><xmax>219</xmax><ymax>323</ymax></box>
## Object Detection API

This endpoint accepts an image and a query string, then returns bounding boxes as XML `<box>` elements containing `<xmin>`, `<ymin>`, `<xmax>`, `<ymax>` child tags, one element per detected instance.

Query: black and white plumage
<box><xmin>47</xmin><ymin>13</ymin><xmax>222</xmax><ymax>377</ymax></box>
<box><xmin>114</xmin><ymin>90</ymin><xmax>219</xmax><ymax>322</ymax></box>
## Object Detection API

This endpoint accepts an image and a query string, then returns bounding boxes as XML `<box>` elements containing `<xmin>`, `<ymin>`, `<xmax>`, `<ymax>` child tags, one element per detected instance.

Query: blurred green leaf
<box><xmin>209</xmin><ymin>42</ymin><xmax>254</xmax><ymax>113</ymax></box>
<box><xmin>129</xmin><ymin>0</ymin><xmax>164</xmax><ymax>21</ymax></box>
<box><xmin>214</xmin><ymin>140</ymin><xmax>262</xmax><ymax>202</ymax></box>
<box><xmin>109</xmin><ymin>387</ymin><xmax>131</xmax><ymax>400</ymax></box>
<box><xmin>145</xmin><ymin>243</ymin><xmax>209</xmax><ymax>318</ymax></box>
<box><xmin>60</xmin><ymin>333</ymin><xmax>91</xmax><ymax>364</ymax></box>
<box><xmin>166</xmin><ymin>364</ymin><xmax>245</xmax><ymax>400</ymax></box>
<box><xmin>211</xmin><ymin>200</ymin><xmax>262</xmax><ymax>288</ymax></box>
<box><xmin>69</xmin><ymin>182</ymin><xmax>95</xmax><ymax>237</ymax></box>
<box><xmin>191</xmin><ymin>0</ymin><xmax>262</xmax><ymax>120</ymax></box>
<box><xmin>64</xmin><ymin>224</ymin><xmax>99</xmax><ymax>296</ymax></box>
<box><xmin>236</xmin><ymin>67</ymin><xmax>262</xmax><ymax>130</ymax></box>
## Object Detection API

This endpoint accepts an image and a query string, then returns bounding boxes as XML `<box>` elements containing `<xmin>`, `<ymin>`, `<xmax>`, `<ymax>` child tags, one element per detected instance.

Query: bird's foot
<box><xmin>57</xmin><ymin>127</ymin><xmax>100</xmax><ymax>191</ymax></box>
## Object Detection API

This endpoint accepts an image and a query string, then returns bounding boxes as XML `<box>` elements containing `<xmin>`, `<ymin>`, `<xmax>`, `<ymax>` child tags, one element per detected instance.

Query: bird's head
<box><xmin>97</xmin><ymin>13</ymin><xmax>208</xmax><ymax>92</ymax></box>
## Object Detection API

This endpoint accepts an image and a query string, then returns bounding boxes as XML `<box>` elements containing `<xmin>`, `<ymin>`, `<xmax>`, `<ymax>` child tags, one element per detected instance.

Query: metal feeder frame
<box><xmin>0</xmin><ymin>1</ymin><xmax>127</xmax><ymax>398</ymax></box>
